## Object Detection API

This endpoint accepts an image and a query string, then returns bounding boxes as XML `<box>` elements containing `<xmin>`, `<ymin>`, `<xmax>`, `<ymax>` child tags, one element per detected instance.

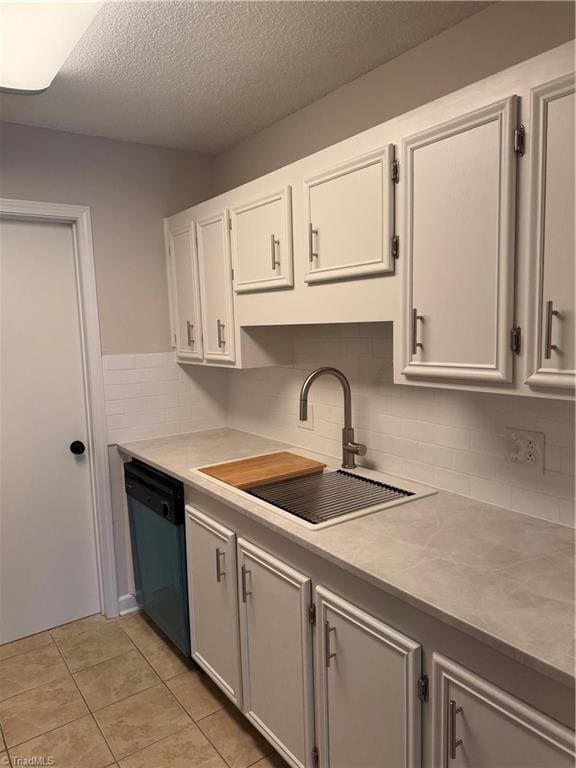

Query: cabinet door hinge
<box><xmin>308</xmin><ymin>604</ymin><xmax>316</xmax><ymax>626</ymax></box>
<box><xmin>514</xmin><ymin>125</ymin><xmax>525</xmax><ymax>156</ymax></box>
<box><xmin>391</xmin><ymin>235</ymin><xmax>400</xmax><ymax>260</ymax></box>
<box><xmin>417</xmin><ymin>674</ymin><xmax>429</xmax><ymax>703</ymax></box>
<box><xmin>510</xmin><ymin>326</ymin><xmax>522</xmax><ymax>354</ymax></box>
<box><xmin>391</xmin><ymin>158</ymin><xmax>400</xmax><ymax>184</ymax></box>
<box><xmin>312</xmin><ymin>746</ymin><xmax>320</xmax><ymax>768</ymax></box>
<box><xmin>228</xmin><ymin>217</ymin><xmax>232</xmax><ymax>231</ymax></box>
<box><xmin>231</xmin><ymin>267</ymin><xmax>235</xmax><ymax>281</ymax></box>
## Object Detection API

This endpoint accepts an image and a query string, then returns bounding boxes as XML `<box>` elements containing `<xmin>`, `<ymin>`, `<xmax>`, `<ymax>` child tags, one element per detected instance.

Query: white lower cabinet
<box><xmin>185</xmin><ymin>505</ymin><xmax>574</xmax><ymax>768</ymax></box>
<box><xmin>185</xmin><ymin>506</ymin><xmax>242</xmax><ymax>705</ymax></box>
<box><xmin>237</xmin><ymin>538</ymin><xmax>315</xmax><ymax>768</ymax></box>
<box><xmin>315</xmin><ymin>587</ymin><xmax>422</xmax><ymax>768</ymax></box>
<box><xmin>432</xmin><ymin>654</ymin><xmax>575</xmax><ymax>768</ymax></box>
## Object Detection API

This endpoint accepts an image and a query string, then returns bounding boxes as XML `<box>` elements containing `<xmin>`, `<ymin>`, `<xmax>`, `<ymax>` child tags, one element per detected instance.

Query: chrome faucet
<box><xmin>299</xmin><ymin>367</ymin><xmax>366</xmax><ymax>469</ymax></box>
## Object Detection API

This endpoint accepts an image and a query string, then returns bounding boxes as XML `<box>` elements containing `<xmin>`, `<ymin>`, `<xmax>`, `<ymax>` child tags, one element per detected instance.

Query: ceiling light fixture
<box><xmin>0</xmin><ymin>1</ymin><xmax>103</xmax><ymax>94</ymax></box>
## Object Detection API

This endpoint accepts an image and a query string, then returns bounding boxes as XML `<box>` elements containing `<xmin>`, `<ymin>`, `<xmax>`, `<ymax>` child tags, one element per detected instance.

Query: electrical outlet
<box><xmin>298</xmin><ymin>403</ymin><xmax>314</xmax><ymax>430</ymax></box>
<box><xmin>505</xmin><ymin>428</ymin><xmax>545</xmax><ymax>473</ymax></box>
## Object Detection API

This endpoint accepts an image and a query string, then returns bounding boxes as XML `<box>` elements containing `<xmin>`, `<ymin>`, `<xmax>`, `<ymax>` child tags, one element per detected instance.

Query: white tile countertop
<box><xmin>118</xmin><ymin>428</ymin><xmax>575</xmax><ymax>687</ymax></box>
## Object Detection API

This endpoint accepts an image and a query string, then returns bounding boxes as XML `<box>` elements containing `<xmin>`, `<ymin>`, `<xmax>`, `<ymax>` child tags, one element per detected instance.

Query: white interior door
<box><xmin>0</xmin><ymin>218</ymin><xmax>100</xmax><ymax>643</ymax></box>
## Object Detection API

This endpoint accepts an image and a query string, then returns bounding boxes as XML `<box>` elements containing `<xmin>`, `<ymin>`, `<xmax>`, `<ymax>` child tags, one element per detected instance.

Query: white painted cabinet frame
<box><xmin>230</xmin><ymin>186</ymin><xmax>294</xmax><ymax>293</ymax></box>
<box><xmin>303</xmin><ymin>146</ymin><xmax>396</xmax><ymax>284</ymax></box>
<box><xmin>401</xmin><ymin>96</ymin><xmax>519</xmax><ymax>384</ymax></box>
<box><xmin>525</xmin><ymin>73</ymin><xmax>575</xmax><ymax>392</ymax></box>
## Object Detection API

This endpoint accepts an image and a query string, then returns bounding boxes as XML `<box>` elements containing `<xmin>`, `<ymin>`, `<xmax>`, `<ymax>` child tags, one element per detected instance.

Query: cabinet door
<box><xmin>402</xmin><ymin>97</ymin><xmax>518</xmax><ymax>383</ymax></box>
<box><xmin>185</xmin><ymin>507</ymin><xmax>242</xmax><ymax>705</ymax></box>
<box><xmin>196</xmin><ymin>212</ymin><xmax>236</xmax><ymax>363</ymax></box>
<box><xmin>315</xmin><ymin>587</ymin><xmax>421</xmax><ymax>768</ymax></box>
<box><xmin>303</xmin><ymin>147</ymin><xmax>395</xmax><ymax>284</ymax></box>
<box><xmin>230</xmin><ymin>187</ymin><xmax>293</xmax><ymax>293</ymax></box>
<box><xmin>237</xmin><ymin>539</ymin><xmax>314</xmax><ymax>768</ymax></box>
<box><xmin>526</xmin><ymin>74</ymin><xmax>575</xmax><ymax>391</ymax></box>
<box><xmin>167</xmin><ymin>224</ymin><xmax>203</xmax><ymax>360</ymax></box>
<box><xmin>433</xmin><ymin>654</ymin><xmax>575</xmax><ymax>768</ymax></box>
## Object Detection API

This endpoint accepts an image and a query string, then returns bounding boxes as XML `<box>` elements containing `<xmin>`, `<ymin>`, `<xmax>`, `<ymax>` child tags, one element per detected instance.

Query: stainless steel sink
<box><xmin>248</xmin><ymin>469</ymin><xmax>415</xmax><ymax>526</ymax></box>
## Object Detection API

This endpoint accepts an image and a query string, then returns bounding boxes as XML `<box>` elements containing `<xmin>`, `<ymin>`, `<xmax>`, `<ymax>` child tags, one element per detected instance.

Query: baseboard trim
<box><xmin>118</xmin><ymin>593</ymin><xmax>139</xmax><ymax>616</ymax></box>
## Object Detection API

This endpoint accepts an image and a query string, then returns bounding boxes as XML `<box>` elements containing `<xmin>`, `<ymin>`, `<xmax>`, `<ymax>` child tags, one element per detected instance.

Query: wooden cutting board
<box><xmin>199</xmin><ymin>451</ymin><xmax>326</xmax><ymax>490</ymax></box>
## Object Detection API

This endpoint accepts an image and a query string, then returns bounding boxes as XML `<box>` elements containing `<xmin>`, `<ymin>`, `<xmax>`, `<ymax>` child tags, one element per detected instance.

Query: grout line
<box><xmin>7</xmin><ymin>712</ymin><xmax>89</xmax><ymax>751</ymax></box>
<box><xmin>49</xmin><ymin>627</ymin><xmax>124</xmax><ymax>763</ymax></box>
<box><xmin>195</xmin><ymin>706</ymin><xmax>239</xmax><ymax>768</ymax></box>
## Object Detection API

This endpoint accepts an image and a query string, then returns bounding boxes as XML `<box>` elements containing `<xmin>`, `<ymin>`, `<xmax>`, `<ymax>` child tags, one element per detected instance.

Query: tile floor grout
<box><xmin>44</xmin><ymin>626</ymin><xmax>118</xmax><ymax>764</ymax></box>
<box><xmin>1</xmin><ymin>614</ymin><xmax>279</xmax><ymax>768</ymax></box>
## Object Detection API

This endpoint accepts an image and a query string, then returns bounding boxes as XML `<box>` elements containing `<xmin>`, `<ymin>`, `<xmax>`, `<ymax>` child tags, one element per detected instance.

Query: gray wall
<box><xmin>212</xmin><ymin>1</ymin><xmax>576</xmax><ymax>193</ymax></box>
<box><xmin>0</xmin><ymin>122</ymin><xmax>212</xmax><ymax>354</ymax></box>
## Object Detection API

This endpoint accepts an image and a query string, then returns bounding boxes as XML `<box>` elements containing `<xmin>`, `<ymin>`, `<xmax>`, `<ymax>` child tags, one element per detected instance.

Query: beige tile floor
<box><xmin>0</xmin><ymin>613</ymin><xmax>286</xmax><ymax>768</ymax></box>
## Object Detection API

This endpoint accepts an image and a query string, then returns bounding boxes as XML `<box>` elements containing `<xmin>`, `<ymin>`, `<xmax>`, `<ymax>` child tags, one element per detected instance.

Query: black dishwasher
<box><xmin>124</xmin><ymin>460</ymin><xmax>190</xmax><ymax>657</ymax></box>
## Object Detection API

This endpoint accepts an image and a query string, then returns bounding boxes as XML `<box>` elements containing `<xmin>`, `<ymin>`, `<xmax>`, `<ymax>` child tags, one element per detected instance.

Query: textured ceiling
<box><xmin>0</xmin><ymin>1</ymin><xmax>489</xmax><ymax>154</ymax></box>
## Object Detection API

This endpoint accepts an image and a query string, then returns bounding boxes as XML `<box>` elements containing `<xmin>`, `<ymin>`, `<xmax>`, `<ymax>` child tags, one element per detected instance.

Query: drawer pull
<box><xmin>544</xmin><ymin>299</ymin><xmax>559</xmax><ymax>359</ymax></box>
<box><xmin>186</xmin><ymin>320</ymin><xmax>194</xmax><ymax>347</ymax></box>
<box><xmin>215</xmin><ymin>548</ymin><xmax>225</xmax><ymax>582</ymax></box>
<box><xmin>448</xmin><ymin>699</ymin><xmax>463</xmax><ymax>760</ymax></box>
<box><xmin>217</xmin><ymin>319</ymin><xmax>225</xmax><ymax>349</ymax></box>
<box><xmin>411</xmin><ymin>307</ymin><xmax>424</xmax><ymax>356</ymax></box>
<box><xmin>324</xmin><ymin>620</ymin><xmax>336</xmax><ymax>667</ymax></box>
<box><xmin>270</xmin><ymin>234</ymin><xmax>280</xmax><ymax>270</ymax></box>
<box><xmin>241</xmin><ymin>564</ymin><xmax>252</xmax><ymax>603</ymax></box>
<box><xmin>308</xmin><ymin>222</ymin><xmax>319</xmax><ymax>263</ymax></box>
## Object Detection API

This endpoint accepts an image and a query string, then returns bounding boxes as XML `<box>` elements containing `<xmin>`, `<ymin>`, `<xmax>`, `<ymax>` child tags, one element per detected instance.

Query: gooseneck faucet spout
<box><xmin>299</xmin><ymin>367</ymin><xmax>366</xmax><ymax>469</ymax></box>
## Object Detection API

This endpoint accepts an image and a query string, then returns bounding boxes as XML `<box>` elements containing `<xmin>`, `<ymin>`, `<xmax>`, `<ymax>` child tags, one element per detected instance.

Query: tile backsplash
<box><xmin>226</xmin><ymin>324</ymin><xmax>575</xmax><ymax>527</ymax></box>
<box><xmin>102</xmin><ymin>352</ymin><xmax>226</xmax><ymax>445</ymax></box>
<box><xmin>104</xmin><ymin>327</ymin><xmax>575</xmax><ymax>527</ymax></box>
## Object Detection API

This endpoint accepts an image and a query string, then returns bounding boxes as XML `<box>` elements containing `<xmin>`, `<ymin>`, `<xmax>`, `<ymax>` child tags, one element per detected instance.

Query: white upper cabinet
<box><xmin>401</xmin><ymin>97</ymin><xmax>519</xmax><ymax>383</ymax></box>
<box><xmin>432</xmin><ymin>654</ymin><xmax>575</xmax><ymax>768</ymax></box>
<box><xmin>196</xmin><ymin>211</ymin><xmax>236</xmax><ymax>363</ymax></box>
<box><xmin>230</xmin><ymin>187</ymin><xmax>294</xmax><ymax>293</ymax></box>
<box><xmin>185</xmin><ymin>507</ymin><xmax>242</xmax><ymax>706</ymax></box>
<box><xmin>315</xmin><ymin>587</ymin><xmax>421</xmax><ymax>768</ymax></box>
<box><xmin>303</xmin><ymin>146</ymin><xmax>396</xmax><ymax>284</ymax></box>
<box><xmin>525</xmin><ymin>74</ymin><xmax>575</xmax><ymax>392</ymax></box>
<box><xmin>166</xmin><ymin>222</ymin><xmax>203</xmax><ymax>360</ymax></box>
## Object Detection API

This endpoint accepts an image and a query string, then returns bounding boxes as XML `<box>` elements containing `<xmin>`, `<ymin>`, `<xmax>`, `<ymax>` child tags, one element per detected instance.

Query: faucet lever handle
<box><xmin>345</xmin><ymin>441</ymin><xmax>367</xmax><ymax>457</ymax></box>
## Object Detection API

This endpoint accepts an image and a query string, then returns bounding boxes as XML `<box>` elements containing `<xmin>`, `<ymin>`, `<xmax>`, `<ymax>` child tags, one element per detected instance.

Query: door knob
<box><xmin>69</xmin><ymin>440</ymin><xmax>86</xmax><ymax>455</ymax></box>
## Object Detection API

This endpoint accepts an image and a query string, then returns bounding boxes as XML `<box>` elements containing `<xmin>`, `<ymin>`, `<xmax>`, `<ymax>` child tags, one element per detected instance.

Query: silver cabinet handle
<box><xmin>215</xmin><ymin>548</ymin><xmax>225</xmax><ymax>583</ymax></box>
<box><xmin>217</xmin><ymin>319</ymin><xmax>225</xmax><ymax>349</ymax></box>
<box><xmin>448</xmin><ymin>699</ymin><xmax>463</xmax><ymax>760</ymax></box>
<box><xmin>308</xmin><ymin>222</ymin><xmax>319</xmax><ymax>263</ymax></box>
<box><xmin>411</xmin><ymin>307</ymin><xmax>424</xmax><ymax>356</ymax></box>
<box><xmin>270</xmin><ymin>234</ymin><xmax>280</xmax><ymax>270</ymax></box>
<box><xmin>544</xmin><ymin>299</ymin><xmax>559</xmax><ymax>359</ymax></box>
<box><xmin>241</xmin><ymin>564</ymin><xmax>252</xmax><ymax>603</ymax></box>
<box><xmin>186</xmin><ymin>321</ymin><xmax>194</xmax><ymax>347</ymax></box>
<box><xmin>324</xmin><ymin>620</ymin><xmax>336</xmax><ymax>667</ymax></box>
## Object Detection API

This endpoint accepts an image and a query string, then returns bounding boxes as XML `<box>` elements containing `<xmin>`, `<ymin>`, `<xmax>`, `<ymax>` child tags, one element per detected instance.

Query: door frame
<box><xmin>0</xmin><ymin>197</ymin><xmax>118</xmax><ymax>619</ymax></box>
